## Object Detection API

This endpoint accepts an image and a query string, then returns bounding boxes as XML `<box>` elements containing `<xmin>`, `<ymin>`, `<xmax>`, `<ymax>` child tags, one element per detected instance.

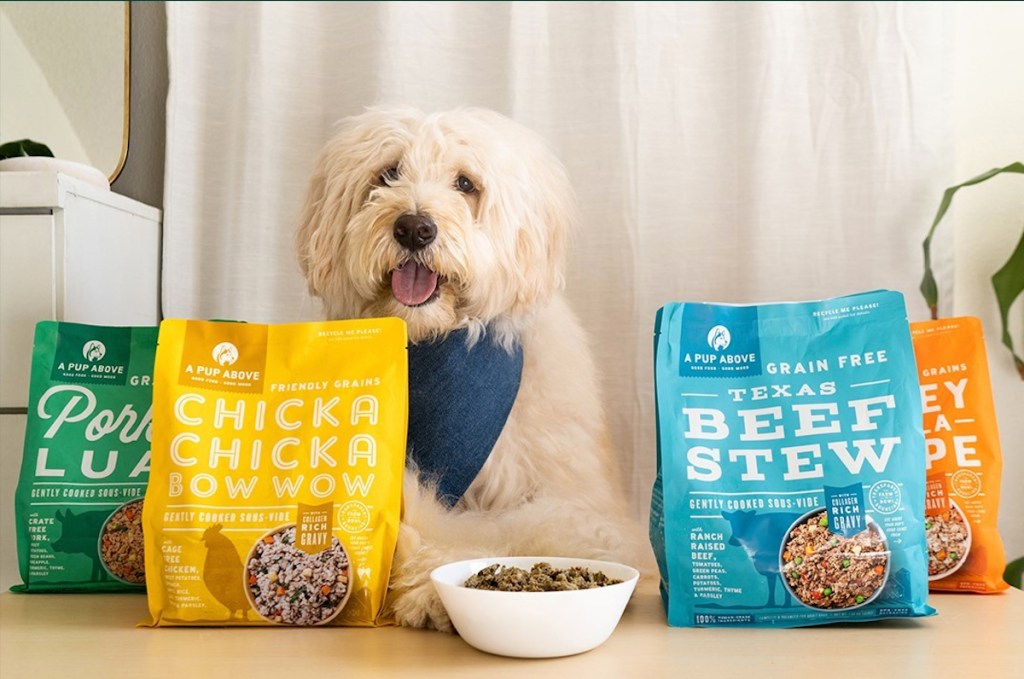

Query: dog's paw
<box><xmin>389</xmin><ymin>578</ymin><xmax>453</xmax><ymax>632</ymax></box>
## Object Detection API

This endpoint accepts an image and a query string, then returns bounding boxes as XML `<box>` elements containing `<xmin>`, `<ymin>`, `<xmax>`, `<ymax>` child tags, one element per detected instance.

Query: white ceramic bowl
<box><xmin>431</xmin><ymin>556</ymin><xmax>639</xmax><ymax>658</ymax></box>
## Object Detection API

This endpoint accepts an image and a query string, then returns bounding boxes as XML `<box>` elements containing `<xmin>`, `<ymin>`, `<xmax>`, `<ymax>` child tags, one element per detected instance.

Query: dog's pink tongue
<box><xmin>391</xmin><ymin>261</ymin><xmax>439</xmax><ymax>306</ymax></box>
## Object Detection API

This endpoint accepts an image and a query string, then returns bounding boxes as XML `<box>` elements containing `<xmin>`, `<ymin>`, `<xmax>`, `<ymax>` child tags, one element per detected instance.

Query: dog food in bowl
<box><xmin>464</xmin><ymin>562</ymin><xmax>623</xmax><ymax>591</ymax></box>
<box><xmin>245</xmin><ymin>525</ymin><xmax>351</xmax><ymax>626</ymax></box>
<box><xmin>926</xmin><ymin>501</ymin><xmax>971</xmax><ymax>579</ymax></box>
<box><xmin>780</xmin><ymin>511</ymin><xmax>889</xmax><ymax>609</ymax></box>
<box><xmin>432</xmin><ymin>556</ymin><xmax>639</xmax><ymax>658</ymax></box>
<box><xmin>99</xmin><ymin>499</ymin><xmax>146</xmax><ymax>585</ymax></box>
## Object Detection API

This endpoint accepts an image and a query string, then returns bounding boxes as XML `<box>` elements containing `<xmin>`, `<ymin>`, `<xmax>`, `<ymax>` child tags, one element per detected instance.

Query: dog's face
<box><xmin>296</xmin><ymin>107</ymin><xmax>574</xmax><ymax>344</ymax></box>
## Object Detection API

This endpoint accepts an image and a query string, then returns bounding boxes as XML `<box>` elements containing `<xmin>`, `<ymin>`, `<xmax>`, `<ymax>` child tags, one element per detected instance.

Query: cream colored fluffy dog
<box><xmin>296</xmin><ymin>107</ymin><xmax>645</xmax><ymax>630</ymax></box>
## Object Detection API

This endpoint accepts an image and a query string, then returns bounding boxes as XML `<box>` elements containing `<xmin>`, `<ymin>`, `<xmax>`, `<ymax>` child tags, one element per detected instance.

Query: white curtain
<box><xmin>163</xmin><ymin>1</ymin><xmax>953</xmax><ymax>521</ymax></box>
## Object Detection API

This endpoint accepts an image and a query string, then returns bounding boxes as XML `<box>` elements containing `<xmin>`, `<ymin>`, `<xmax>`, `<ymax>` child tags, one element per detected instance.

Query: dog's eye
<box><xmin>455</xmin><ymin>175</ymin><xmax>476</xmax><ymax>193</ymax></box>
<box><xmin>379</xmin><ymin>166</ymin><xmax>400</xmax><ymax>185</ymax></box>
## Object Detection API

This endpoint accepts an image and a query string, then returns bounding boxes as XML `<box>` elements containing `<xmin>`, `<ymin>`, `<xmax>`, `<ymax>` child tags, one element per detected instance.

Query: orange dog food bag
<box><xmin>911</xmin><ymin>317</ymin><xmax>1008</xmax><ymax>593</ymax></box>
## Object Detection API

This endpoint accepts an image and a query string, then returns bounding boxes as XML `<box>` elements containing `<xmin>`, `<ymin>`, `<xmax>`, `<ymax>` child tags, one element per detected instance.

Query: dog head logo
<box><xmin>179</xmin><ymin>322</ymin><xmax>267</xmax><ymax>393</ymax></box>
<box><xmin>212</xmin><ymin>342</ymin><xmax>239</xmax><ymax>366</ymax></box>
<box><xmin>707</xmin><ymin>325</ymin><xmax>731</xmax><ymax>351</ymax></box>
<box><xmin>82</xmin><ymin>340</ymin><xmax>106</xmax><ymax>362</ymax></box>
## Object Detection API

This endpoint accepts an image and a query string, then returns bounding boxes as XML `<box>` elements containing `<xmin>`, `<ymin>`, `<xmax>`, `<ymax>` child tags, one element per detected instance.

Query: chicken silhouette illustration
<box><xmin>201</xmin><ymin>524</ymin><xmax>248</xmax><ymax>621</ymax></box>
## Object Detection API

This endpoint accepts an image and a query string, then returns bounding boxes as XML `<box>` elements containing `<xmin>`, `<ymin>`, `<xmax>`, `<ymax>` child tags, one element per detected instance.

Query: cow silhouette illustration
<box><xmin>51</xmin><ymin>508</ymin><xmax>110</xmax><ymax>581</ymax></box>
<box><xmin>722</xmin><ymin>509</ymin><xmax>803</xmax><ymax>608</ymax></box>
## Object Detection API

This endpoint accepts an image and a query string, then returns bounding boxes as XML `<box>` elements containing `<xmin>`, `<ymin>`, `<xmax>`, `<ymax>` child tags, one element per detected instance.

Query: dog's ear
<box><xmin>295</xmin><ymin>108</ymin><xmax>419</xmax><ymax>301</ymax></box>
<box><xmin>295</xmin><ymin>133</ymin><xmax>351</xmax><ymax>300</ymax></box>
<box><xmin>516</xmin><ymin>147</ymin><xmax>575</xmax><ymax>311</ymax></box>
<box><xmin>479</xmin><ymin>119</ymin><xmax>576</xmax><ymax>315</ymax></box>
<box><xmin>292</xmin><ymin>130</ymin><xmax>364</xmax><ymax>303</ymax></box>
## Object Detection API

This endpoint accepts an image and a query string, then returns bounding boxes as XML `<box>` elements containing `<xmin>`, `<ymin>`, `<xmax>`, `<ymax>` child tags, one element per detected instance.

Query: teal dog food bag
<box><xmin>13</xmin><ymin>322</ymin><xmax>157</xmax><ymax>592</ymax></box>
<box><xmin>651</xmin><ymin>291</ymin><xmax>934</xmax><ymax>626</ymax></box>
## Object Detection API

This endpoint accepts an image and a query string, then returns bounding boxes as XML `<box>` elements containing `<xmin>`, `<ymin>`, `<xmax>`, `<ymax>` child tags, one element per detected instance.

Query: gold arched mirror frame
<box><xmin>0</xmin><ymin>1</ymin><xmax>130</xmax><ymax>183</ymax></box>
<box><xmin>113</xmin><ymin>1</ymin><xmax>130</xmax><ymax>183</ymax></box>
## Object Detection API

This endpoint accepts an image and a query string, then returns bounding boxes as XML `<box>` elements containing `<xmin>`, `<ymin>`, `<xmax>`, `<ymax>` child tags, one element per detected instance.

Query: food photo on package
<box><xmin>651</xmin><ymin>290</ymin><xmax>935</xmax><ymax>627</ymax></box>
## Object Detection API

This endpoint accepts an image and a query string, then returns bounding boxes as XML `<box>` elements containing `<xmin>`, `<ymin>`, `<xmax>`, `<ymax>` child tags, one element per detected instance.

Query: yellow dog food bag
<box><xmin>144</xmin><ymin>318</ymin><xmax>407</xmax><ymax>625</ymax></box>
<box><xmin>911</xmin><ymin>317</ymin><xmax>1008</xmax><ymax>593</ymax></box>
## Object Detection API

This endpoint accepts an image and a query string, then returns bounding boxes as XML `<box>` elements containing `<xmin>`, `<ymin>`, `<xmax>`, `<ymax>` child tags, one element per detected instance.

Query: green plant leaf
<box><xmin>919</xmin><ymin>162</ymin><xmax>1024</xmax><ymax>318</ymax></box>
<box><xmin>992</xmin><ymin>228</ymin><xmax>1024</xmax><ymax>379</ymax></box>
<box><xmin>0</xmin><ymin>138</ymin><xmax>55</xmax><ymax>160</ymax></box>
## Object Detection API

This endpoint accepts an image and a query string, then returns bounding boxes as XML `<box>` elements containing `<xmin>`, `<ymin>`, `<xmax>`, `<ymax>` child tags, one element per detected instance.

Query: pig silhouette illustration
<box><xmin>722</xmin><ymin>509</ymin><xmax>803</xmax><ymax>608</ymax></box>
<box><xmin>51</xmin><ymin>509</ymin><xmax>110</xmax><ymax>581</ymax></box>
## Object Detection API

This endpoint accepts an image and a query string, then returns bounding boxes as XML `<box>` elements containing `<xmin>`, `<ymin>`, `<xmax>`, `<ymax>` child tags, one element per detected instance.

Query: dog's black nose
<box><xmin>393</xmin><ymin>214</ymin><xmax>437</xmax><ymax>251</ymax></box>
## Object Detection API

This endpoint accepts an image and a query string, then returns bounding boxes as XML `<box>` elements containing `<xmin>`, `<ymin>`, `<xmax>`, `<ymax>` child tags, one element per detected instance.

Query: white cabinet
<box><xmin>0</xmin><ymin>214</ymin><xmax>54</xmax><ymax>407</ymax></box>
<box><xmin>0</xmin><ymin>171</ymin><xmax>160</xmax><ymax>588</ymax></box>
<box><xmin>0</xmin><ymin>171</ymin><xmax>161</xmax><ymax>408</ymax></box>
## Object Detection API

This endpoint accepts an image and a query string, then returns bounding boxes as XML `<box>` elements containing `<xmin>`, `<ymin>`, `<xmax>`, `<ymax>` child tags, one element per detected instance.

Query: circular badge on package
<box><xmin>950</xmin><ymin>470</ymin><xmax>982</xmax><ymax>498</ymax></box>
<box><xmin>868</xmin><ymin>480</ymin><xmax>902</xmax><ymax>515</ymax></box>
<box><xmin>338</xmin><ymin>501</ymin><xmax>371</xmax><ymax>533</ymax></box>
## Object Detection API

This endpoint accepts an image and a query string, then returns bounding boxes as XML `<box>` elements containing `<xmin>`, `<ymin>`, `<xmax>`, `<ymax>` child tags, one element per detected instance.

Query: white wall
<box><xmin>952</xmin><ymin>2</ymin><xmax>1024</xmax><ymax>562</ymax></box>
<box><xmin>0</xmin><ymin>11</ymin><xmax>90</xmax><ymax>164</ymax></box>
<box><xmin>0</xmin><ymin>1</ymin><xmax>125</xmax><ymax>176</ymax></box>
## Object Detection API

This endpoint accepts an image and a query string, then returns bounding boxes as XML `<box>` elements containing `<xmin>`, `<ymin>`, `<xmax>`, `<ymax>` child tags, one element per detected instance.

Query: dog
<box><xmin>295</xmin><ymin>107</ymin><xmax>647</xmax><ymax>630</ymax></box>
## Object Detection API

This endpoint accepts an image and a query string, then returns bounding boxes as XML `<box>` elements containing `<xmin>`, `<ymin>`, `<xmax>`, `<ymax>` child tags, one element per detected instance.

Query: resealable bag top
<box><xmin>911</xmin><ymin>317</ymin><xmax>1008</xmax><ymax>593</ymax></box>
<box><xmin>144</xmin><ymin>318</ymin><xmax>407</xmax><ymax>626</ymax></box>
<box><xmin>14</xmin><ymin>322</ymin><xmax>157</xmax><ymax>592</ymax></box>
<box><xmin>651</xmin><ymin>290</ymin><xmax>935</xmax><ymax>627</ymax></box>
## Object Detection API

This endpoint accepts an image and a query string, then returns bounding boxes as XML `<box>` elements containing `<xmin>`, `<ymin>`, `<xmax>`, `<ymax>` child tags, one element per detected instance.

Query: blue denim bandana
<box><xmin>407</xmin><ymin>329</ymin><xmax>523</xmax><ymax>507</ymax></box>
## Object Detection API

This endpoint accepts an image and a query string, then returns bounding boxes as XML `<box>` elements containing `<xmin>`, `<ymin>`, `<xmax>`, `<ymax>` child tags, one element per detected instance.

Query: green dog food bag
<box><xmin>13</xmin><ymin>322</ymin><xmax>157</xmax><ymax>592</ymax></box>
